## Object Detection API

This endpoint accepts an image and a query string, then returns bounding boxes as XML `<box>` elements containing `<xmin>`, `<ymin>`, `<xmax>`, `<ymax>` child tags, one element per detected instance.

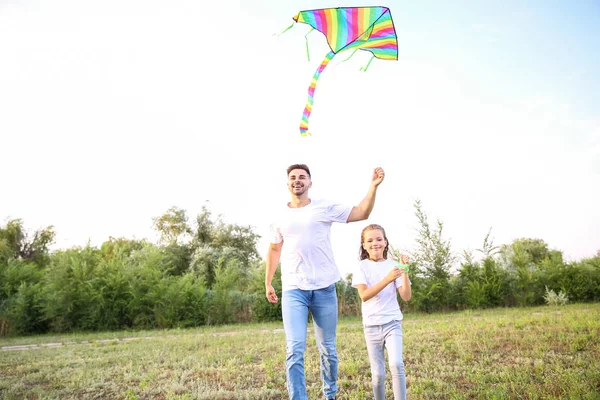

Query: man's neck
<box><xmin>288</xmin><ymin>196</ymin><xmax>311</xmax><ymax>208</ymax></box>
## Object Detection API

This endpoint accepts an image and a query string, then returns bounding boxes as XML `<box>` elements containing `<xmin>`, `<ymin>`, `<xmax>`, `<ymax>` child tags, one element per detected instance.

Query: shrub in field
<box><xmin>336</xmin><ymin>274</ymin><xmax>361</xmax><ymax>317</ymax></box>
<box><xmin>154</xmin><ymin>274</ymin><xmax>208</xmax><ymax>328</ymax></box>
<box><xmin>204</xmin><ymin>259</ymin><xmax>240</xmax><ymax>325</ymax></box>
<box><xmin>411</xmin><ymin>279</ymin><xmax>445</xmax><ymax>313</ymax></box>
<box><xmin>450</xmin><ymin>251</ymin><xmax>480</xmax><ymax>308</ymax></box>
<box><xmin>246</xmin><ymin>260</ymin><xmax>282</xmax><ymax>322</ymax></box>
<box><xmin>465</xmin><ymin>280</ymin><xmax>486</xmax><ymax>309</ymax></box>
<box><xmin>537</xmin><ymin>251</ymin><xmax>568</xmax><ymax>294</ymax></box>
<box><xmin>2</xmin><ymin>213</ymin><xmax>599</xmax><ymax>336</ymax></box>
<box><xmin>544</xmin><ymin>286</ymin><xmax>569</xmax><ymax>306</ymax></box>
<box><xmin>90</xmin><ymin>256</ymin><xmax>134</xmax><ymax>330</ymax></box>
<box><xmin>251</xmin><ymin>293</ymin><xmax>282</xmax><ymax>322</ymax></box>
<box><xmin>480</xmin><ymin>257</ymin><xmax>510</xmax><ymax>307</ymax></box>
<box><xmin>0</xmin><ymin>259</ymin><xmax>43</xmax><ymax>303</ymax></box>
<box><xmin>564</xmin><ymin>256</ymin><xmax>600</xmax><ymax>302</ymax></box>
<box><xmin>160</xmin><ymin>243</ymin><xmax>194</xmax><ymax>276</ymax></box>
<box><xmin>229</xmin><ymin>290</ymin><xmax>256</xmax><ymax>323</ymax></box>
<box><xmin>188</xmin><ymin>206</ymin><xmax>260</xmax><ymax>288</ymax></box>
<box><xmin>0</xmin><ymin>221</ymin><xmax>53</xmax><ymax>335</ymax></box>
<box><xmin>41</xmin><ymin>246</ymin><xmax>103</xmax><ymax>332</ymax></box>
<box><xmin>0</xmin><ymin>281</ymin><xmax>46</xmax><ymax>335</ymax></box>
<box><xmin>125</xmin><ymin>245</ymin><xmax>171</xmax><ymax>329</ymax></box>
<box><xmin>408</xmin><ymin>199</ymin><xmax>456</xmax><ymax>312</ymax></box>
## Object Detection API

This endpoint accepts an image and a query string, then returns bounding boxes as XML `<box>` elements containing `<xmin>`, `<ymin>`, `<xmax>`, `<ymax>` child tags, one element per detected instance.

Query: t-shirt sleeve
<box><xmin>269</xmin><ymin>223</ymin><xmax>282</xmax><ymax>244</ymax></box>
<box><xmin>326</xmin><ymin>200</ymin><xmax>353</xmax><ymax>223</ymax></box>
<box><xmin>351</xmin><ymin>263</ymin><xmax>368</xmax><ymax>287</ymax></box>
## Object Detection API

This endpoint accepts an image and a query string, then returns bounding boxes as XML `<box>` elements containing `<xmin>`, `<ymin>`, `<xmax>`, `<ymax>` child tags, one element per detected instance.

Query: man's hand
<box><xmin>266</xmin><ymin>284</ymin><xmax>279</xmax><ymax>304</ymax></box>
<box><xmin>347</xmin><ymin>167</ymin><xmax>386</xmax><ymax>223</ymax></box>
<box><xmin>371</xmin><ymin>167</ymin><xmax>385</xmax><ymax>187</ymax></box>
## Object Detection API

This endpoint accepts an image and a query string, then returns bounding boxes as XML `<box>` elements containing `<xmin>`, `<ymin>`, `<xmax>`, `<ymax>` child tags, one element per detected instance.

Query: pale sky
<box><xmin>1</xmin><ymin>0</ymin><xmax>599</xmax><ymax>278</ymax></box>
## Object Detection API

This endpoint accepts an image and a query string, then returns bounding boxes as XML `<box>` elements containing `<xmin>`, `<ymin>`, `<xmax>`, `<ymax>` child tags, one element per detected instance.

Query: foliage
<box><xmin>408</xmin><ymin>199</ymin><xmax>456</xmax><ymax>312</ymax></box>
<box><xmin>1</xmin><ymin>207</ymin><xmax>599</xmax><ymax>336</ymax></box>
<box><xmin>152</xmin><ymin>206</ymin><xmax>192</xmax><ymax>245</ymax></box>
<box><xmin>544</xmin><ymin>286</ymin><xmax>569</xmax><ymax>306</ymax></box>
<box><xmin>412</xmin><ymin>199</ymin><xmax>456</xmax><ymax>281</ymax></box>
<box><xmin>336</xmin><ymin>274</ymin><xmax>360</xmax><ymax>317</ymax></box>
<box><xmin>0</xmin><ymin>218</ymin><xmax>55</xmax><ymax>266</ymax></box>
<box><xmin>249</xmin><ymin>261</ymin><xmax>282</xmax><ymax>322</ymax></box>
<box><xmin>189</xmin><ymin>206</ymin><xmax>260</xmax><ymax>287</ymax></box>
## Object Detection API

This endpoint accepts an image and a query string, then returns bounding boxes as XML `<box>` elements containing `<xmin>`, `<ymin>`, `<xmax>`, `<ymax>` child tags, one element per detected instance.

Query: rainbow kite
<box><xmin>284</xmin><ymin>7</ymin><xmax>398</xmax><ymax>136</ymax></box>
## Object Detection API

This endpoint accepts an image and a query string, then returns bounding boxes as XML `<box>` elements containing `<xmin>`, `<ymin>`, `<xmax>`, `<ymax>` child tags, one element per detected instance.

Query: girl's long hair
<box><xmin>359</xmin><ymin>224</ymin><xmax>389</xmax><ymax>260</ymax></box>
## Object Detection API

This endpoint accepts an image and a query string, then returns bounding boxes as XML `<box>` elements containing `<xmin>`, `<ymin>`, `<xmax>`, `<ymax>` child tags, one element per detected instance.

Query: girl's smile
<box><xmin>363</xmin><ymin>229</ymin><xmax>387</xmax><ymax>262</ymax></box>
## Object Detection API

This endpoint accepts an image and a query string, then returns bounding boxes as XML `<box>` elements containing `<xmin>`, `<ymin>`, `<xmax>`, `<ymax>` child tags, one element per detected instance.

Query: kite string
<box><xmin>305</xmin><ymin>28</ymin><xmax>314</xmax><ymax>61</ymax></box>
<box><xmin>341</xmin><ymin>48</ymin><xmax>359</xmax><ymax>63</ymax></box>
<box><xmin>360</xmin><ymin>54</ymin><xmax>375</xmax><ymax>72</ymax></box>
<box><xmin>300</xmin><ymin>51</ymin><xmax>336</xmax><ymax>136</ymax></box>
<box><xmin>273</xmin><ymin>22</ymin><xmax>294</xmax><ymax>36</ymax></box>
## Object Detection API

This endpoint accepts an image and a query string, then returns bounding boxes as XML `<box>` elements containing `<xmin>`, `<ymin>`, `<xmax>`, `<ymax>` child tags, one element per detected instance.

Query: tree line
<box><xmin>1</xmin><ymin>202</ymin><xmax>599</xmax><ymax>336</ymax></box>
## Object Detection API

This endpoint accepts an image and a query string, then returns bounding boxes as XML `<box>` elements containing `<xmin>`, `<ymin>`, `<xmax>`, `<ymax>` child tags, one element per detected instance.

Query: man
<box><xmin>266</xmin><ymin>163</ymin><xmax>385</xmax><ymax>400</ymax></box>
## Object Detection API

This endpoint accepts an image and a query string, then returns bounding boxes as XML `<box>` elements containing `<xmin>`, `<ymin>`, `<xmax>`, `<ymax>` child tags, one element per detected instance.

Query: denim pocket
<box><xmin>321</xmin><ymin>283</ymin><xmax>335</xmax><ymax>293</ymax></box>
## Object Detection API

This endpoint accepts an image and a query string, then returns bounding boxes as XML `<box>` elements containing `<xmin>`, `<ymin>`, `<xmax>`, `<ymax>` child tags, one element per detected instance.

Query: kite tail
<box><xmin>300</xmin><ymin>51</ymin><xmax>335</xmax><ymax>136</ymax></box>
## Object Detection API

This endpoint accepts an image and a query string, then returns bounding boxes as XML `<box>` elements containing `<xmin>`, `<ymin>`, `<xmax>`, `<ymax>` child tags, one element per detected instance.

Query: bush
<box><xmin>336</xmin><ymin>275</ymin><xmax>361</xmax><ymax>317</ymax></box>
<box><xmin>251</xmin><ymin>293</ymin><xmax>282</xmax><ymax>322</ymax></box>
<box><xmin>2</xmin><ymin>214</ymin><xmax>599</xmax><ymax>336</ymax></box>
<box><xmin>544</xmin><ymin>286</ymin><xmax>569</xmax><ymax>306</ymax></box>
<box><xmin>248</xmin><ymin>261</ymin><xmax>282</xmax><ymax>322</ymax></box>
<box><xmin>1</xmin><ymin>282</ymin><xmax>47</xmax><ymax>335</ymax></box>
<box><xmin>41</xmin><ymin>246</ymin><xmax>102</xmax><ymax>332</ymax></box>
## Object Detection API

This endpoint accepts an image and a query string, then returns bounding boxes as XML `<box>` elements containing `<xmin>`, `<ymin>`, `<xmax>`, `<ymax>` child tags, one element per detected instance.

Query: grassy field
<box><xmin>1</xmin><ymin>303</ymin><xmax>599</xmax><ymax>399</ymax></box>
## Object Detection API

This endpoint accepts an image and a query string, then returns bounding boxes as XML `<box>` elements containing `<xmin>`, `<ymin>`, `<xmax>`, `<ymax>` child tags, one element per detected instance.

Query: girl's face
<box><xmin>362</xmin><ymin>229</ymin><xmax>387</xmax><ymax>261</ymax></box>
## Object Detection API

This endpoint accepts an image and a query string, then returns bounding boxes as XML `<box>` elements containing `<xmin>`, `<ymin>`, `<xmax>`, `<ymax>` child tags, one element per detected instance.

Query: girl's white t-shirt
<box><xmin>352</xmin><ymin>258</ymin><xmax>408</xmax><ymax>326</ymax></box>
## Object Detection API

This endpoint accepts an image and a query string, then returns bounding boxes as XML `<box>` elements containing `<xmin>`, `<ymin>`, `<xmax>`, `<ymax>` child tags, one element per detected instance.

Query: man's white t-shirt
<box><xmin>352</xmin><ymin>259</ymin><xmax>409</xmax><ymax>326</ymax></box>
<box><xmin>270</xmin><ymin>198</ymin><xmax>353</xmax><ymax>291</ymax></box>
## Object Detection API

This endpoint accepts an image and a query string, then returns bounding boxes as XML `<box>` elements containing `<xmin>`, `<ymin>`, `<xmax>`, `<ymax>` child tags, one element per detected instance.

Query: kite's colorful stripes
<box><xmin>292</xmin><ymin>6</ymin><xmax>398</xmax><ymax>136</ymax></box>
<box><xmin>294</xmin><ymin>7</ymin><xmax>398</xmax><ymax>60</ymax></box>
<box><xmin>300</xmin><ymin>51</ymin><xmax>335</xmax><ymax>136</ymax></box>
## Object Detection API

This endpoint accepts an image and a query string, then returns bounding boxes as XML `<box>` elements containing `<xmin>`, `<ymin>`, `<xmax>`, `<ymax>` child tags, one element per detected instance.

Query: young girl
<box><xmin>352</xmin><ymin>224</ymin><xmax>412</xmax><ymax>400</ymax></box>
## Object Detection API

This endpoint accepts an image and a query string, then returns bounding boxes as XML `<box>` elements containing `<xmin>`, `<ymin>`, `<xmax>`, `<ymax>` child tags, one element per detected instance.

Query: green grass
<box><xmin>1</xmin><ymin>303</ymin><xmax>599</xmax><ymax>399</ymax></box>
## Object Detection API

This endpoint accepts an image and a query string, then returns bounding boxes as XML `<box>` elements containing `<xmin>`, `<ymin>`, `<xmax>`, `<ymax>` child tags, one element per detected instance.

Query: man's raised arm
<box><xmin>347</xmin><ymin>167</ymin><xmax>385</xmax><ymax>222</ymax></box>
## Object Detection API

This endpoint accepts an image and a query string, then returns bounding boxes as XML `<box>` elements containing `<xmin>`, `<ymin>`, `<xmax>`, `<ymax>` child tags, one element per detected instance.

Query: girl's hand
<box><xmin>386</xmin><ymin>267</ymin><xmax>403</xmax><ymax>283</ymax></box>
<box><xmin>400</xmin><ymin>254</ymin><xmax>410</xmax><ymax>265</ymax></box>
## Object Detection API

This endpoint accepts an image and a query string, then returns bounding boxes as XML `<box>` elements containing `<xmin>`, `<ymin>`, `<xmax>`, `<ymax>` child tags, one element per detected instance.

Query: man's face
<box><xmin>287</xmin><ymin>168</ymin><xmax>312</xmax><ymax>196</ymax></box>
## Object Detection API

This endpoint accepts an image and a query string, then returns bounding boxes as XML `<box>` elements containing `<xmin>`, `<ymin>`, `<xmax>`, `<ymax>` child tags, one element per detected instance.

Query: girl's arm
<box><xmin>397</xmin><ymin>272</ymin><xmax>412</xmax><ymax>301</ymax></box>
<box><xmin>355</xmin><ymin>268</ymin><xmax>402</xmax><ymax>302</ymax></box>
<box><xmin>396</xmin><ymin>254</ymin><xmax>412</xmax><ymax>302</ymax></box>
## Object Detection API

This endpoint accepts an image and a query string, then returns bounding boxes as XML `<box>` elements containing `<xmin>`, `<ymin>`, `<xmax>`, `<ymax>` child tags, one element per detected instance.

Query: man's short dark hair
<box><xmin>287</xmin><ymin>164</ymin><xmax>311</xmax><ymax>178</ymax></box>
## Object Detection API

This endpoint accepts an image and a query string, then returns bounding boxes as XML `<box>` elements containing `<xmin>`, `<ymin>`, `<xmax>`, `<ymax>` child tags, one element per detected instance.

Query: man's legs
<box><xmin>282</xmin><ymin>289</ymin><xmax>310</xmax><ymax>400</ymax></box>
<box><xmin>311</xmin><ymin>284</ymin><xmax>339</xmax><ymax>399</ymax></box>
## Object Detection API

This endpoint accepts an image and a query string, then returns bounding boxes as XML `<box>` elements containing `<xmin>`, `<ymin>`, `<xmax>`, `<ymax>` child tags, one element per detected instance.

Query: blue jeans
<box><xmin>364</xmin><ymin>320</ymin><xmax>407</xmax><ymax>400</ymax></box>
<box><xmin>282</xmin><ymin>284</ymin><xmax>338</xmax><ymax>400</ymax></box>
